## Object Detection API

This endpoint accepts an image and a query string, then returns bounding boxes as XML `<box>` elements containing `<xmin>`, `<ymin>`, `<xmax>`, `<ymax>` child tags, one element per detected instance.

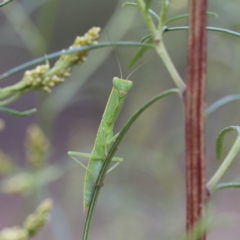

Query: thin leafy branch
<box><xmin>135</xmin><ymin>0</ymin><xmax>185</xmax><ymax>93</ymax></box>
<box><xmin>0</xmin><ymin>107</ymin><xmax>36</xmax><ymax>117</ymax></box>
<box><xmin>207</xmin><ymin>126</ymin><xmax>240</xmax><ymax>193</ymax></box>
<box><xmin>132</xmin><ymin>26</ymin><xmax>240</xmax><ymax>69</ymax></box>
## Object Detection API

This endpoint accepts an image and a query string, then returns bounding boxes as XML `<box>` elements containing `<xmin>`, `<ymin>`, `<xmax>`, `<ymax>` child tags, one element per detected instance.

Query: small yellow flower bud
<box><xmin>0</xmin><ymin>227</ymin><xmax>28</xmax><ymax>240</ymax></box>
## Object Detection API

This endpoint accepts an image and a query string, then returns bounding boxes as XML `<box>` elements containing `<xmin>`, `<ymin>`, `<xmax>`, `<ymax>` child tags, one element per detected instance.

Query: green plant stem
<box><xmin>0</xmin><ymin>92</ymin><xmax>23</xmax><ymax>106</ymax></box>
<box><xmin>0</xmin><ymin>106</ymin><xmax>36</xmax><ymax>116</ymax></box>
<box><xmin>82</xmin><ymin>88</ymin><xmax>179</xmax><ymax>240</ymax></box>
<box><xmin>159</xmin><ymin>0</ymin><xmax>169</xmax><ymax>31</ymax></box>
<box><xmin>135</xmin><ymin>0</ymin><xmax>159</xmax><ymax>38</ymax></box>
<box><xmin>0</xmin><ymin>81</ymin><xmax>26</xmax><ymax>99</ymax></box>
<box><xmin>207</xmin><ymin>136</ymin><xmax>240</xmax><ymax>193</ymax></box>
<box><xmin>135</xmin><ymin>0</ymin><xmax>185</xmax><ymax>93</ymax></box>
<box><xmin>155</xmin><ymin>41</ymin><xmax>186</xmax><ymax>92</ymax></box>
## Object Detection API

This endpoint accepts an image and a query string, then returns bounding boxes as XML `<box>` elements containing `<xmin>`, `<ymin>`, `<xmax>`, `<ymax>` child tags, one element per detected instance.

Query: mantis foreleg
<box><xmin>68</xmin><ymin>151</ymin><xmax>123</xmax><ymax>162</ymax></box>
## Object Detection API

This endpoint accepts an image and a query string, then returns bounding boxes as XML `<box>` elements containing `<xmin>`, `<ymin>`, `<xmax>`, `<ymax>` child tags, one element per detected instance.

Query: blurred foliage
<box><xmin>1</xmin><ymin>0</ymin><xmax>240</xmax><ymax>239</ymax></box>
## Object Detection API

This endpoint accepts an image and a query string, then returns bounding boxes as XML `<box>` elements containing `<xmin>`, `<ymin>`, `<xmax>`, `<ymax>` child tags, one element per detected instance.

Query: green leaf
<box><xmin>164</xmin><ymin>26</ymin><xmax>240</xmax><ymax>39</ymax></box>
<box><xmin>165</xmin><ymin>11</ymin><xmax>218</xmax><ymax>25</ymax></box>
<box><xmin>216</xmin><ymin>182</ymin><xmax>240</xmax><ymax>191</ymax></box>
<box><xmin>141</xmin><ymin>34</ymin><xmax>151</xmax><ymax>43</ymax></box>
<box><xmin>0</xmin><ymin>107</ymin><xmax>37</xmax><ymax>117</ymax></box>
<box><xmin>0</xmin><ymin>0</ymin><xmax>13</xmax><ymax>7</ymax></box>
<box><xmin>128</xmin><ymin>37</ymin><xmax>153</xmax><ymax>69</ymax></box>
<box><xmin>216</xmin><ymin>126</ymin><xmax>240</xmax><ymax>160</ymax></box>
<box><xmin>205</xmin><ymin>95</ymin><xmax>240</xmax><ymax>117</ymax></box>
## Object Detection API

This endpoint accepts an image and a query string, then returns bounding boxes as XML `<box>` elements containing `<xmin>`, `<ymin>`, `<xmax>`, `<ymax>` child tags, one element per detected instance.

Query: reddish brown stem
<box><xmin>185</xmin><ymin>0</ymin><xmax>208</xmax><ymax>239</ymax></box>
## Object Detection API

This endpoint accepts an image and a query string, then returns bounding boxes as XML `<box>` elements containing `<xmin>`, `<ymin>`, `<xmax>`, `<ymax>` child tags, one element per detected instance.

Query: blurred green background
<box><xmin>1</xmin><ymin>0</ymin><xmax>240</xmax><ymax>239</ymax></box>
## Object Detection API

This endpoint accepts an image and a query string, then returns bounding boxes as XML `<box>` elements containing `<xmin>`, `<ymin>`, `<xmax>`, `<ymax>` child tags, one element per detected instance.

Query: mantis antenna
<box><xmin>106</xmin><ymin>30</ymin><xmax>123</xmax><ymax>79</ymax></box>
<box><xmin>106</xmin><ymin>30</ymin><xmax>149</xmax><ymax>80</ymax></box>
<box><xmin>126</xmin><ymin>59</ymin><xmax>150</xmax><ymax>80</ymax></box>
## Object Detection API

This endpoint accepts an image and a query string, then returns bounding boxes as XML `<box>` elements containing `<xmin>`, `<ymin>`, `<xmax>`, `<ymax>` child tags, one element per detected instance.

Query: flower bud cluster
<box><xmin>61</xmin><ymin>26</ymin><xmax>101</xmax><ymax>64</ymax></box>
<box><xmin>22</xmin><ymin>27</ymin><xmax>100</xmax><ymax>93</ymax></box>
<box><xmin>23</xmin><ymin>199</ymin><xmax>53</xmax><ymax>237</ymax></box>
<box><xmin>0</xmin><ymin>199</ymin><xmax>53</xmax><ymax>240</ymax></box>
<box><xmin>25</xmin><ymin>124</ymin><xmax>49</xmax><ymax>169</ymax></box>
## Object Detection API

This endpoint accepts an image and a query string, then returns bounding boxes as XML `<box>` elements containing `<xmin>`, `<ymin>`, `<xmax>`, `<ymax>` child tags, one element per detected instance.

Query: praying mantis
<box><xmin>68</xmin><ymin>77</ymin><xmax>133</xmax><ymax>213</ymax></box>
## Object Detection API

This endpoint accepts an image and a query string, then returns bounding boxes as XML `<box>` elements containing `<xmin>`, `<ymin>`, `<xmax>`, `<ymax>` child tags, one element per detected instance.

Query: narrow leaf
<box><xmin>0</xmin><ymin>0</ymin><xmax>13</xmax><ymax>7</ymax></box>
<box><xmin>205</xmin><ymin>95</ymin><xmax>240</xmax><ymax>117</ymax></box>
<box><xmin>0</xmin><ymin>107</ymin><xmax>37</xmax><ymax>117</ymax></box>
<box><xmin>141</xmin><ymin>34</ymin><xmax>151</xmax><ymax>43</ymax></box>
<box><xmin>216</xmin><ymin>126</ymin><xmax>240</xmax><ymax>159</ymax></box>
<box><xmin>128</xmin><ymin>38</ymin><xmax>153</xmax><ymax>69</ymax></box>
<box><xmin>164</xmin><ymin>26</ymin><xmax>240</xmax><ymax>39</ymax></box>
<box><xmin>216</xmin><ymin>182</ymin><xmax>240</xmax><ymax>190</ymax></box>
<box><xmin>165</xmin><ymin>11</ymin><xmax>218</xmax><ymax>25</ymax></box>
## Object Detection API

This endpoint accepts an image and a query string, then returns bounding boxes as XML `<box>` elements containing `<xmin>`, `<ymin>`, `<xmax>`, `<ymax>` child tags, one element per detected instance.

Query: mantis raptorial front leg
<box><xmin>68</xmin><ymin>77</ymin><xmax>132</xmax><ymax>213</ymax></box>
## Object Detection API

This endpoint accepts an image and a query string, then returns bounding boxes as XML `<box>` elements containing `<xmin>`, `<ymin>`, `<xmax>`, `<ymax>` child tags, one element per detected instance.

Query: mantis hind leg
<box><xmin>68</xmin><ymin>154</ymin><xmax>95</xmax><ymax>177</ymax></box>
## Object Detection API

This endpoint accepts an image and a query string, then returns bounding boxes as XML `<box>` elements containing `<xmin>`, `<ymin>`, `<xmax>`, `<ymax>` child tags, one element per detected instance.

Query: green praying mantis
<box><xmin>68</xmin><ymin>77</ymin><xmax>133</xmax><ymax>213</ymax></box>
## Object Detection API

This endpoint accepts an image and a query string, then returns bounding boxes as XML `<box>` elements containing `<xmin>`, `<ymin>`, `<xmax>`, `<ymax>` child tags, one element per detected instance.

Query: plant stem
<box><xmin>155</xmin><ymin>41</ymin><xmax>185</xmax><ymax>93</ymax></box>
<box><xmin>158</xmin><ymin>0</ymin><xmax>169</xmax><ymax>31</ymax></box>
<box><xmin>185</xmin><ymin>0</ymin><xmax>208</xmax><ymax>239</ymax></box>
<box><xmin>0</xmin><ymin>92</ymin><xmax>23</xmax><ymax>106</ymax></box>
<box><xmin>135</xmin><ymin>0</ymin><xmax>159</xmax><ymax>39</ymax></box>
